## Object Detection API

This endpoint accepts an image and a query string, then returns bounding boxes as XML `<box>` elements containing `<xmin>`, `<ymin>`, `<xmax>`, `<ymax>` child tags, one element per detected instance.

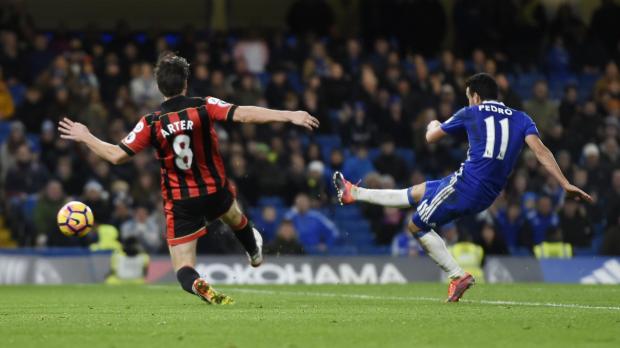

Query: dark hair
<box><xmin>154</xmin><ymin>52</ymin><xmax>190</xmax><ymax>97</ymax></box>
<box><xmin>465</xmin><ymin>73</ymin><xmax>498</xmax><ymax>101</ymax></box>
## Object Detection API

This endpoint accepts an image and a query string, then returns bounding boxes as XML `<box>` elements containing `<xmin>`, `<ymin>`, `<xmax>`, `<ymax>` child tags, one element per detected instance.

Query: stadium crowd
<box><xmin>0</xmin><ymin>0</ymin><xmax>619</xmax><ymax>257</ymax></box>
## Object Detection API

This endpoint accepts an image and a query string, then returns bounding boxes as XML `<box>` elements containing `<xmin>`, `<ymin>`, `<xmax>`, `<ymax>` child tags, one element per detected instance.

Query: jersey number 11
<box><xmin>483</xmin><ymin>117</ymin><xmax>509</xmax><ymax>160</ymax></box>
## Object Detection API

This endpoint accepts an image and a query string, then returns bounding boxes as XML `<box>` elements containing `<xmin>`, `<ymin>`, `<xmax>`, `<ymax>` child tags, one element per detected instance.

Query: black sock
<box><xmin>176</xmin><ymin>266</ymin><xmax>200</xmax><ymax>294</ymax></box>
<box><xmin>233</xmin><ymin>217</ymin><xmax>257</xmax><ymax>254</ymax></box>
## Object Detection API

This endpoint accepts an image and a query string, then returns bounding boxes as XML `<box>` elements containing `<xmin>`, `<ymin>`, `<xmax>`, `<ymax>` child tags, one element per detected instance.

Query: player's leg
<box><xmin>166</xmin><ymin>199</ymin><xmax>232</xmax><ymax>304</ymax></box>
<box><xmin>407</xmin><ymin>222</ymin><xmax>464</xmax><ymax>279</ymax></box>
<box><xmin>219</xmin><ymin>199</ymin><xmax>263</xmax><ymax>267</ymax></box>
<box><xmin>169</xmin><ymin>239</ymin><xmax>233</xmax><ymax>304</ymax></box>
<box><xmin>408</xmin><ymin>222</ymin><xmax>474</xmax><ymax>302</ymax></box>
<box><xmin>408</xmin><ymin>178</ymin><xmax>475</xmax><ymax>302</ymax></box>
<box><xmin>333</xmin><ymin>171</ymin><xmax>423</xmax><ymax>207</ymax></box>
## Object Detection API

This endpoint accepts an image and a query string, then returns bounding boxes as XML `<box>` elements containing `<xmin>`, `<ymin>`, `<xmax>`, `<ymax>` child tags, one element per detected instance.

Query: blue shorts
<box><xmin>411</xmin><ymin>175</ymin><xmax>490</xmax><ymax>231</ymax></box>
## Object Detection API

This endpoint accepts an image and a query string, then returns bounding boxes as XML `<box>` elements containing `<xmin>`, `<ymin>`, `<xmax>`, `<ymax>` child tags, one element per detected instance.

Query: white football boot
<box><xmin>247</xmin><ymin>228</ymin><xmax>263</xmax><ymax>267</ymax></box>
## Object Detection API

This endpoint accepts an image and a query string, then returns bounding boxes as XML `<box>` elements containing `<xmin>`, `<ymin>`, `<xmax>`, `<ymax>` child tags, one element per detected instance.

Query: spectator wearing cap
<box><xmin>582</xmin><ymin>143</ymin><xmax>610</xmax><ymax>188</ymax></box>
<box><xmin>285</xmin><ymin>193</ymin><xmax>339</xmax><ymax>253</ymax></box>
<box><xmin>307</xmin><ymin>160</ymin><xmax>327</xmax><ymax>204</ymax></box>
<box><xmin>82</xmin><ymin>180</ymin><xmax>111</xmax><ymax>224</ymax></box>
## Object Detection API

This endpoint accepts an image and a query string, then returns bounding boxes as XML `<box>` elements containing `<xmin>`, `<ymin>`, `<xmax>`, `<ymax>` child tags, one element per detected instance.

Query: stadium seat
<box><xmin>0</xmin><ymin>121</ymin><xmax>10</xmax><ymax>144</ymax></box>
<box><xmin>395</xmin><ymin>148</ymin><xmax>416</xmax><ymax>169</ymax></box>
<box><xmin>257</xmin><ymin>196</ymin><xmax>285</xmax><ymax>207</ymax></box>
<box><xmin>333</xmin><ymin>205</ymin><xmax>362</xmax><ymax>220</ymax></box>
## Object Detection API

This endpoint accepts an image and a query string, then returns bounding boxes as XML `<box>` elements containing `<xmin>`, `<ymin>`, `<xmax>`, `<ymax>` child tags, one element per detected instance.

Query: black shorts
<box><xmin>164</xmin><ymin>188</ymin><xmax>234</xmax><ymax>245</ymax></box>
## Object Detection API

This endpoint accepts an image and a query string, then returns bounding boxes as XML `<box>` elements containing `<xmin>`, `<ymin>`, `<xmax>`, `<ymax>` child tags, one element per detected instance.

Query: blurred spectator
<box><xmin>265</xmin><ymin>68</ymin><xmax>290</xmax><ymax>109</ymax></box>
<box><xmin>89</xmin><ymin>224</ymin><xmax>122</xmax><ymax>252</ymax></box>
<box><xmin>0</xmin><ymin>121</ymin><xmax>27</xmax><ymax>180</ymax></box>
<box><xmin>342</xmin><ymin>146</ymin><xmax>375</xmax><ymax>183</ymax></box>
<box><xmin>33</xmin><ymin>180</ymin><xmax>65</xmax><ymax>247</ymax></box>
<box><xmin>534</xmin><ymin>228</ymin><xmax>573</xmax><ymax>259</ymax></box>
<box><xmin>478</xmin><ymin>223</ymin><xmax>509</xmax><ymax>256</ymax></box>
<box><xmin>524</xmin><ymin>80</ymin><xmax>558</xmax><ymax>137</ymax></box>
<box><xmin>4</xmin><ymin>143</ymin><xmax>49</xmax><ymax>197</ymax></box>
<box><xmin>373</xmin><ymin>138</ymin><xmax>408</xmax><ymax>184</ymax></box>
<box><xmin>106</xmin><ymin>236</ymin><xmax>150</xmax><ymax>284</ymax></box>
<box><xmin>253</xmin><ymin>205</ymin><xmax>280</xmax><ymax>242</ymax></box>
<box><xmin>120</xmin><ymin>205</ymin><xmax>162</xmax><ymax>253</ymax></box>
<box><xmin>496</xmin><ymin>73</ymin><xmax>522</xmax><ymax>109</ymax></box>
<box><xmin>606</xmin><ymin>170</ymin><xmax>620</xmax><ymax>225</ymax></box>
<box><xmin>601</xmin><ymin>216</ymin><xmax>620</xmax><ymax>256</ymax></box>
<box><xmin>559</xmin><ymin>85</ymin><xmax>579</xmax><ymax>128</ymax></box>
<box><xmin>82</xmin><ymin>180</ymin><xmax>111</xmax><ymax>224</ymax></box>
<box><xmin>559</xmin><ymin>199</ymin><xmax>591</xmax><ymax>248</ymax></box>
<box><xmin>265</xmin><ymin>220</ymin><xmax>305</xmax><ymax>255</ymax></box>
<box><xmin>525</xmin><ymin>195</ymin><xmax>559</xmax><ymax>247</ymax></box>
<box><xmin>233</xmin><ymin>32</ymin><xmax>268</xmax><ymax>74</ymax></box>
<box><xmin>449</xmin><ymin>233</ymin><xmax>484</xmax><ymax>281</ymax></box>
<box><xmin>0</xmin><ymin>67</ymin><xmax>14</xmax><ymax>119</ymax></box>
<box><xmin>130</xmin><ymin>62</ymin><xmax>161</xmax><ymax>108</ymax></box>
<box><xmin>285</xmin><ymin>193</ymin><xmax>339</xmax><ymax>252</ymax></box>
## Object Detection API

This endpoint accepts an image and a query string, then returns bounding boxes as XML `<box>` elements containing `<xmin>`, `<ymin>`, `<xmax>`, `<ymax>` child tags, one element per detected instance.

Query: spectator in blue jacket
<box><xmin>285</xmin><ymin>193</ymin><xmax>339</xmax><ymax>252</ymax></box>
<box><xmin>526</xmin><ymin>195</ymin><xmax>560</xmax><ymax>246</ymax></box>
<box><xmin>342</xmin><ymin>146</ymin><xmax>375</xmax><ymax>183</ymax></box>
<box><xmin>494</xmin><ymin>202</ymin><xmax>526</xmax><ymax>252</ymax></box>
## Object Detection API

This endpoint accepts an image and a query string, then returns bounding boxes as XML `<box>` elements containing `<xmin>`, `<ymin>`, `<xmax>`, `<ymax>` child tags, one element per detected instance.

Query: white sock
<box><xmin>416</xmin><ymin>230</ymin><xmax>465</xmax><ymax>279</ymax></box>
<box><xmin>353</xmin><ymin>187</ymin><xmax>412</xmax><ymax>208</ymax></box>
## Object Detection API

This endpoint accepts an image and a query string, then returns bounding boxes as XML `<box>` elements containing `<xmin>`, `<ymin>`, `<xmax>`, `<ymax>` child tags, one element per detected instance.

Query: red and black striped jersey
<box><xmin>118</xmin><ymin>95</ymin><xmax>236</xmax><ymax>201</ymax></box>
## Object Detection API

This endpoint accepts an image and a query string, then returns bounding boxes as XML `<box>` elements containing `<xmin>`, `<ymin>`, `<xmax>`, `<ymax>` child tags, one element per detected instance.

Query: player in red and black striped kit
<box><xmin>58</xmin><ymin>52</ymin><xmax>320</xmax><ymax>304</ymax></box>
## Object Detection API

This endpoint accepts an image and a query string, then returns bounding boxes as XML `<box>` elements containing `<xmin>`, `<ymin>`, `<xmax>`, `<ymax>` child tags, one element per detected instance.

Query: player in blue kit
<box><xmin>333</xmin><ymin>73</ymin><xmax>592</xmax><ymax>302</ymax></box>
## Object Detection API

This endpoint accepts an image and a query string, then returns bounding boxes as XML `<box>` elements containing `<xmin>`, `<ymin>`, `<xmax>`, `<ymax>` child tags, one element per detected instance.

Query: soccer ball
<box><xmin>57</xmin><ymin>201</ymin><xmax>94</xmax><ymax>237</ymax></box>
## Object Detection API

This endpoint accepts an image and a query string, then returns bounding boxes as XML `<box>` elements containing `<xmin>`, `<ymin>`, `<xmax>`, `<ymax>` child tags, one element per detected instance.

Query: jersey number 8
<box><xmin>173</xmin><ymin>135</ymin><xmax>194</xmax><ymax>170</ymax></box>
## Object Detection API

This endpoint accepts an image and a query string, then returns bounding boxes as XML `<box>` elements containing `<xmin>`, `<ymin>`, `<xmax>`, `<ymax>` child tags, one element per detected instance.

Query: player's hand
<box><xmin>563</xmin><ymin>184</ymin><xmax>593</xmax><ymax>203</ymax></box>
<box><xmin>58</xmin><ymin>117</ymin><xmax>91</xmax><ymax>142</ymax></box>
<box><xmin>427</xmin><ymin>120</ymin><xmax>441</xmax><ymax>132</ymax></box>
<box><xmin>290</xmin><ymin>111</ymin><xmax>320</xmax><ymax>131</ymax></box>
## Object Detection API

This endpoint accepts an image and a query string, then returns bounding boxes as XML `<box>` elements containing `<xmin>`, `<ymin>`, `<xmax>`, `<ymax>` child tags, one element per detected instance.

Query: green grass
<box><xmin>1</xmin><ymin>283</ymin><xmax>619</xmax><ymax>348</ymax></box>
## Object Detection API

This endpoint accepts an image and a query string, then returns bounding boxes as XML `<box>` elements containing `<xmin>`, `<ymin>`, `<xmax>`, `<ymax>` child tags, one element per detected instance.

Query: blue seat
<box><xmin>256</xmin><ymin>72</ymin><xmax>271</xmax><ymax>89</ymax></box>
<box><xmin>367</xmin><ymin>148</ymin><xmax>380</xmax><ymax>161</ymax></box>
<box><xmin>0</xmin><ymin>121</ymin><xmax>10</xmax><ymax>144</ymax></box>
<box><xmin>22</xmin><ymin>194</ymin><xmax>38</xmax><ymax>220</ymax></box>
<box><xmin>333</xmin><ymin>205</ymin><xmax>362</xmax><ymax>219</ymax></box>
<box><xmin>287</xmin><ymin>72</ymin><xmax>303</xmax><ymax>94</ymax></box>
<box><xmin>358</xmin><ymin>245</ymin><xmax>390</xmax><ymax>255</ymax></box>
<box><xmin>257</xmin><ymin>196</ymin><xmax>285</xmax><ymax>208</ymax></box>
<box><xmin>325</xmin><ymin>245</ymin><xmax>358</xmax><ymax>256</ymax></box>
<box><xmin>396</xmin><ymin>148</ymin><xmax>416</xmax><ymax>169</ymax></box>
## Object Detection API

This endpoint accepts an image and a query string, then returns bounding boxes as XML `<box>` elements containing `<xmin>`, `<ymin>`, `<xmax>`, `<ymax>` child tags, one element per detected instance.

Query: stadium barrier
<box><xmin>0</xmin><ymin>249</ymin><xmax>619</xmax><ymax>285</ymax></box>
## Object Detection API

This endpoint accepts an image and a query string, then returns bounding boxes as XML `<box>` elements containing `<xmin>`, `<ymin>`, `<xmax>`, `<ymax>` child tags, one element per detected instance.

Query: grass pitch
<box><xmin>1</xmin><ymin>283</ymin><xmax>619</xmax><ymax>348</ymax></box>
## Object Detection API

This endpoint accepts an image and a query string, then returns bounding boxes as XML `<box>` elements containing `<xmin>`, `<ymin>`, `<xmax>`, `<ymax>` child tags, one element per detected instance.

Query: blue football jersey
<box><xmin>440</xmin><ymin>100</ymin><xmax>539</xmax><ymax>204</ymax></box>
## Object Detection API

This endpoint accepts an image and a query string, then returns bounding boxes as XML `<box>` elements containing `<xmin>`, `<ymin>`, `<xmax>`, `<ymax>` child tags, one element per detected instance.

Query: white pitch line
<box><xmin>227</xmin><ymin>287</ymin><xmax>620</xmax><ymax>311</ymax></box>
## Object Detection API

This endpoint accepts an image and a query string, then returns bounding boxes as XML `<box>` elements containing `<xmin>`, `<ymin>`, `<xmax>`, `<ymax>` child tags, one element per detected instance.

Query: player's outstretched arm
<box><xmin>425</xmin><ymin>120</ymin><xmax>448</xmax><ymax>143</ymax></box>
<box><xmin>58</xmin><ymin>117</ymin><xmax>130</xmax><ymax>165</ymax></box>
<box><xmin>232</xmin><ymin>106</ymin><xmax>320</xmax><ymax>131</ymax></box>
<box><xmin>525</xmin><ymin>134</ymin><xmax>593</xmax><ymax>203</ymax></box>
